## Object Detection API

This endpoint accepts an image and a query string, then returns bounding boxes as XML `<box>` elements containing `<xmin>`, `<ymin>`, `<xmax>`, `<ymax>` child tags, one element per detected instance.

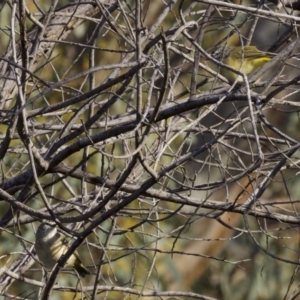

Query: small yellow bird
<box><xmin>35</xmin><ymin>223</ymin><xmax>90</xmax><ymax>277</ymax></box>
<box><xmin>213</xmin><ymin>46</ymin><xmax>275</xmax><ymax>83</ymax></box>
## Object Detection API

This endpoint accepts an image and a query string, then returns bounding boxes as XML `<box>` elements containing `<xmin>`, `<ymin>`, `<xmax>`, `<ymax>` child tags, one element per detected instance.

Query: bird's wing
<box><xmin>244</xmin><ymin>47</ymin><xmax>274</xmax><ymax>58</ymax></box>
<box><xmin>58</xmin><ymin>232</ymin><xmax>82</xmax><ymax>260</ymax></box>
